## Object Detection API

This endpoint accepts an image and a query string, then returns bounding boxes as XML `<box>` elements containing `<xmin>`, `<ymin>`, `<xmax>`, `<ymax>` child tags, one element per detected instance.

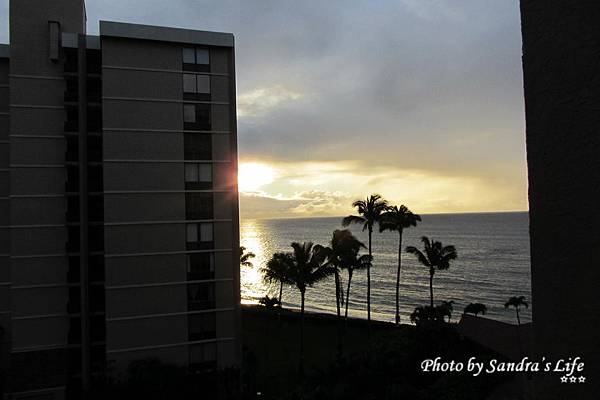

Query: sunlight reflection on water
<box><xmin>240</xmin><ymin>219</ymin><xmax>270</xmax><ymax>303</ymax></box>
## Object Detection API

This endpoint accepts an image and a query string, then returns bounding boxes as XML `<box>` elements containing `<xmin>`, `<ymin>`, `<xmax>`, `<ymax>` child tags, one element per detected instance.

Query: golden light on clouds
<box><xmin>238</xmin><ymin>159</ymin><xmax>528</xmax><ymax>219</ymax></box>
<box><xmin>238</xmin><ymin>162</ymin><xmax>277</xmax><ymax>192</ymax></box>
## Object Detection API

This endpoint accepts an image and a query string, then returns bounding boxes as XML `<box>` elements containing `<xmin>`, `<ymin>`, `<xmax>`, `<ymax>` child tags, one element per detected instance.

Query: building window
<box><xmin>183</xmin><ymin>47</ymin><xmax>210</xmax><ymax>65</ymax></box>
<box><xmin>183</xmin><ymin>104</ymin><xmax>211</xmax><ymax>131</ymax></box>
<box><xmin>184</xmin><ymin>104</ymin><xmax>196</xmax><ymax>123</ymax></box>
<box><xmin>183</xmin><ymin>47</ymin><xmax>196</xmax><ymax>64</ymax></box>
<box><xmin>183</xmin><ymin>74</ymin><xmax>196</xmax><ymax>93</ymax></box>
<box><xmin>188</xmin><ymin>313</ymin><xmax>216</xmax><ymax>341</ymax></box>
<box><xmin>187</xmin><ymin>253</ymin><xmax>215</xmax><ymax>280</ymax></box>
<box><xmin>183</xmin><ymin>74</ymin><xmax>211</xmax><ymax>100</ymax></box>
<box><xmin>195</xmin><ymin>48</ymin><xmax>210</xmax><ymax>65</ymax></box>
<box><xmin>186</xmin><ymin>224</ymin><xmax>198</xmax><ymax>243</ymax></box>
<box><xmin>196</xmin><ymin>75</ymin><xmax>210</xmax><ymax>93</ymax></box>
<box><xmin>182</xmin><ymin>74</ymin><xmax>210</xmax><ymax>94</ymax></box>
<box><xmin>185</xmin><ymin>133</ymin><xmax>212</xmax><ymax>160</ymax></box>
<box><xmin>186</xmin><ymin>193</ymin><xmax>214</xmax><ymax>220</ymax></box>
<box><xmin>185</xmin><ymin>163</ymin><xmax>212</xmax><ymax>182</ymax></box>
<box><xmin>200</xmin><ymin>223</ymin><xmax>214</xmax><ymax>241</ymax></box>
<box><xmin>185</xmin><ymin>162</ymin><xmax>213</xmax><ymax>190</ymax></box>
<box><xmin>183</xmin><ymin>47</ymin><xmax>210</xmax><ymax>73</ymax></box>
<box><xmin>188</xmin><ymin>283</ymin><xmax>215</xmax><ymax>311</ymax></box>
<box><xmin>186</xmin><ymin>223</ymin><xmax>214</xmax><ymax>249</ymax></box>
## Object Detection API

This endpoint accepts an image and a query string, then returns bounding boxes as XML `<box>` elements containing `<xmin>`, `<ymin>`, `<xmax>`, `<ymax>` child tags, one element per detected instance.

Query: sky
<box><xmin>0</xmin><ymin>0</ymin><xmax>528</xmax><ymax>219</ymax></box>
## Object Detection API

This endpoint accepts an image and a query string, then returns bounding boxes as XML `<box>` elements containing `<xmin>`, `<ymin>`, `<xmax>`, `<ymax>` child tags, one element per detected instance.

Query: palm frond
<box><xmin>341</xmin><ymin>215</ymin><xmax>366</xmax><ymax>228</ymax></box>
<box><xmin>240</xmin><ymin>246</ymin><xmax>256</xmax><ymax>267</ymax></box>
<box><xmin>379</xmin><ymin>204</ymin><xmax>421</xmax><ymax>232</ymax></box>
<box><xmin>406</xmin><ymin>246</ymin><xmax>431</xmax><ymax>267</ymax></box>
<box><xmin>505</xmin><ymin>296</ymin><xmax>528</xmax><ymax>310</ymax></box>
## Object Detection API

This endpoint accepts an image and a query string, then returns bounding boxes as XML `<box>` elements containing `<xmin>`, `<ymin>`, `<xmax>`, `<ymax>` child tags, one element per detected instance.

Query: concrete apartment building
<box><xmin>521</xmin><ymin>1</ymin><xmax>600</xmax><ymax>399</ymax></box>
<box><xmin>0</xmin><ymin>0</ymin><xmax>241</xmax><ymax>398</ymax></box>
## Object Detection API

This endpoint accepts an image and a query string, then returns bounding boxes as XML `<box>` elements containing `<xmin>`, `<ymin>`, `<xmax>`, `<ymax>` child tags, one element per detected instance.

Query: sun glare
<box><xmin>238</xmin><ymin>162</ymin><xmax>276</xmax><ymax>192</ymax></box>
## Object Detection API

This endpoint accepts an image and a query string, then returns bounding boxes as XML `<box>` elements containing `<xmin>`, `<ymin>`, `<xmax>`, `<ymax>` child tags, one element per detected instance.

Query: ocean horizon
<box><xmin>240</xmin><ymin>211</ymin><xmax>532</xmax><ymax>325</ymax></box>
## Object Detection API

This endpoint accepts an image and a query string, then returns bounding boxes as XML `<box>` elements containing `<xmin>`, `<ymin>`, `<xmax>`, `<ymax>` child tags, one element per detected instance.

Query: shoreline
<box><xmin>241</xmin><ymin>303</ymin><xmax>406</xmax><ymax>329</ymax></box>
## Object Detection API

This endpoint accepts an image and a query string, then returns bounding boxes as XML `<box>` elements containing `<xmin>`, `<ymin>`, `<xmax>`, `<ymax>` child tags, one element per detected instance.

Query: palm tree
<box><xmin>342</xmin><ymin>194</ymin><xmax>388</xmax><ymax>323</ymax></box>
<box><xmin>439</xmin><ymin>300</ymin><xmax>455</xmax><ymax>322</ymax></box>
<box><xmin>406</xmin><ymin>236</ymin><xmax>457</xmax><ymax>308</ymax></box>
<box><xmin>318</xmin><ymin>229</ymin><xmax>366</xmax><ymax>319</ymax></box>
<box><xmin>410</xmin><ymin>305</ymin><xmax>436</xmax><ymax>325</ymax></box>
<box><xmin>240</xmin><ymin>246</ymin><xmax>256</xmax><ymax>268</ymax></box>
<box><xmin>379</xmin><ymin>205</ymin><xmax>421</xmax><ymax>324</ymax></box>
<box><xmin>343</xmin><ymin>252</ymin><xmax>372</xmax><ymax>321</ymax></box>
<box><xmin>285</xmin><ymin>242</ymin><xmax>335</xmax><ymax>374</ymax></box>
<box><xmin>261</xmin><ymin>252</ymin><xmax>293</xmax><ymax>307</ymax></box>
<box><xmin>505</xmin><ymin>296</ymin><xmax>528</xmax><ymax>358</ymax></box>
<box><xmin>259</xmin><ymin>295</ymin><xmax>280</xmax><ymax>310</ymax></box>
<box><xmin>410</xmin><ymin>305</ymin><xmax>450</xmax><ymax>326</ymax></box>
<box><xmin>504</xmin><ymin>296</ymin><xmax>528</xmax><ymax>326</ymax></box>
<box><xmin>464</xmin><ymin>303</ymin><xmax>487</xmax><ymax>317</ymax></box>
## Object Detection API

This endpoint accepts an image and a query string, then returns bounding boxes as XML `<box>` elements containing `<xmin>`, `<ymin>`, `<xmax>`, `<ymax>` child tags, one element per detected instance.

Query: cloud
<box><xmin>0</xmin><ymin>1</ymin><xmax>527</xmax><ymax>216</ymax></box>
<box><xmin>237</xmin><ymin>86</ymin><xmax>303</xmax><ymax>118</ymax></box>
<box><xmin>238</xmin><ymin>159</ymin><xmax>527</xmax><ymax>219</ymax></box>
<box><xmin>240</xmin><ymin>190</ymin><xmax>352</xmax><ymax>219</ymax></box>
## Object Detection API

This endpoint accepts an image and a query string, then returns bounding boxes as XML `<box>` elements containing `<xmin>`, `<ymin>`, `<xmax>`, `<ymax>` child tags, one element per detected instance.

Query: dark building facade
<box><xmin>1</xmin><ymin>0</ymin><xmax>241</xmax><ymax>398</ymax></box>
<box><xmin>521</xmin><ymin>1</ymin><xmax>600</xmax><ymax>399</ymax></box>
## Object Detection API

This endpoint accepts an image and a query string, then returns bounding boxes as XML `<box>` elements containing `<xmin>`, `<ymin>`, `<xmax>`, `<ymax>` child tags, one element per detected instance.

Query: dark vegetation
<box><xmin>241</xmin><ymin>305</ymin><xmax>510</xmax><ymax>400</ymax></box>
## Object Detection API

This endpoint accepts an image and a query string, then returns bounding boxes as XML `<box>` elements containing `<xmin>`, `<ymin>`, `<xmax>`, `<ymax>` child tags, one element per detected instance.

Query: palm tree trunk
<box><xmin>278</xmin><ymin>281</ymin><xmax>283</xmax><ymax>307</ymax></box>
<box><xmin>299</xmin><ymin>289</ymin><xmax>306</xmax><ymax>377</ymax></box>
<box><xmin>515</xmin><ymin>308</ymin><xmax>524</xmax><ymax>359</ymax></box>
<box><xmin>395</xmin><ymin>230</ymin><xmax>403</xmax><ymax>325</ymax></box>
<box><xmin>429</xmin><ymin>269</ymin><xmax>434</xmax><ymax>308</ymax></box>
<box><xmin>334</xmin><ymin>270</ymin><xmax>342</xmax><ymax>361</ymax></box>
<box><xmin>367</xmin><ymin>226</ymin><xmax>372</xmax><ymax>324</ymax></box>
<box><xmin>345</xmin><ymin>270</ymin><xmax>353</xmax><ymax>321</ymax></box>
<box><xmin>335</xmin><ymin>271</ymin><xmax>341</xmax><ymax>318</ymax></box>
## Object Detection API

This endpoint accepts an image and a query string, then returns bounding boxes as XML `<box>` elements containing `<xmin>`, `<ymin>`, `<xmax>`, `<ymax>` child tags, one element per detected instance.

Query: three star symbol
<box><xmin>561</xmin><ymin>375</ymin><xmax>585</xmax><ymax>383</ymax></box>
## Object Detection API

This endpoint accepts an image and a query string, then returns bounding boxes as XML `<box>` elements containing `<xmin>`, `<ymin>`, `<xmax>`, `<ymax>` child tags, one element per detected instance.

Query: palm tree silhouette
<box><xmin>505</xmin><ymin>296</ymin><xmax>528</xmax><ymax>358</ymax></box>
<box><xmin>343</xmin><ymin>252</ymin><xmax>372</xmax><ymax>321</ymax></box>
<box><xmin>439</xmin><ymin>300</ymin><xmax>455</xmax><ymax>322</ymax></box>
<box><xmin>316</xmin><ymin>230</ymin><xmax>365</xmax><ymax>359</ymax></box>
<box><xmin>261</xmin><ymin>252</ymin><xmax>293</xmax><ymax>307</ymax></box>
<box><xmin>285</xmin><ymin>242</ymin><xmax>334</xmax><ymax>375</ymax></box>
<box><xmin>410</xmin><ymin>306</ymin><xmax>434</xmax><ymax>325</ymax></box>
<box><xmin>504</xmin><ymin>296</ymin><xmax>528</xmax><ymax>327</ymax></box>
<box><xmin>379</xmin><ymin>205</ymin><xmax>421</xmax><ymax>324</ymax></box>
<box><xmin>240</xmin><ymin>246</ymin><xmax>256</xmax><ymax>268</ymax></box>
<box><xmin>464</xmin><ymin>302</ymin><xmax>487</xmax><ymax>317</ymax></box>
<box><xmin>342</xmin><ymin>194</ymin><xmax>388</xmax><ymax>324</ymax></box>
<box><xmin>406</xmin><ymin>236</ymin><xmax>457</xmax><ymax>308</ymax></box>
<box><xmin>317</xmin><ymin>229</ymin><xmax>365</xmax><ymax>319</ymax></box>
<box><xmin>259</xmin><ymin>295</ymin><xmax>280</xmax><ymax>310</ymax></box>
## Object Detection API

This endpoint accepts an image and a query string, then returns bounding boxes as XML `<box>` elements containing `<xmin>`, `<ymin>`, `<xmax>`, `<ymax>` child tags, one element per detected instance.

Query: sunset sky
<box><xmin>1</xmin><ymin>0</ymin><xmax>528</xmax><ymax>219</ymax></box>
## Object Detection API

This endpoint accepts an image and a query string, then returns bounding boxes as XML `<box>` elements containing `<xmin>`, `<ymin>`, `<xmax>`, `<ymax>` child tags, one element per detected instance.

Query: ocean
<box><xmin>240</xmin><ymin>212</ymin><xmax>532</xmax><ymax>325</ymax></box>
